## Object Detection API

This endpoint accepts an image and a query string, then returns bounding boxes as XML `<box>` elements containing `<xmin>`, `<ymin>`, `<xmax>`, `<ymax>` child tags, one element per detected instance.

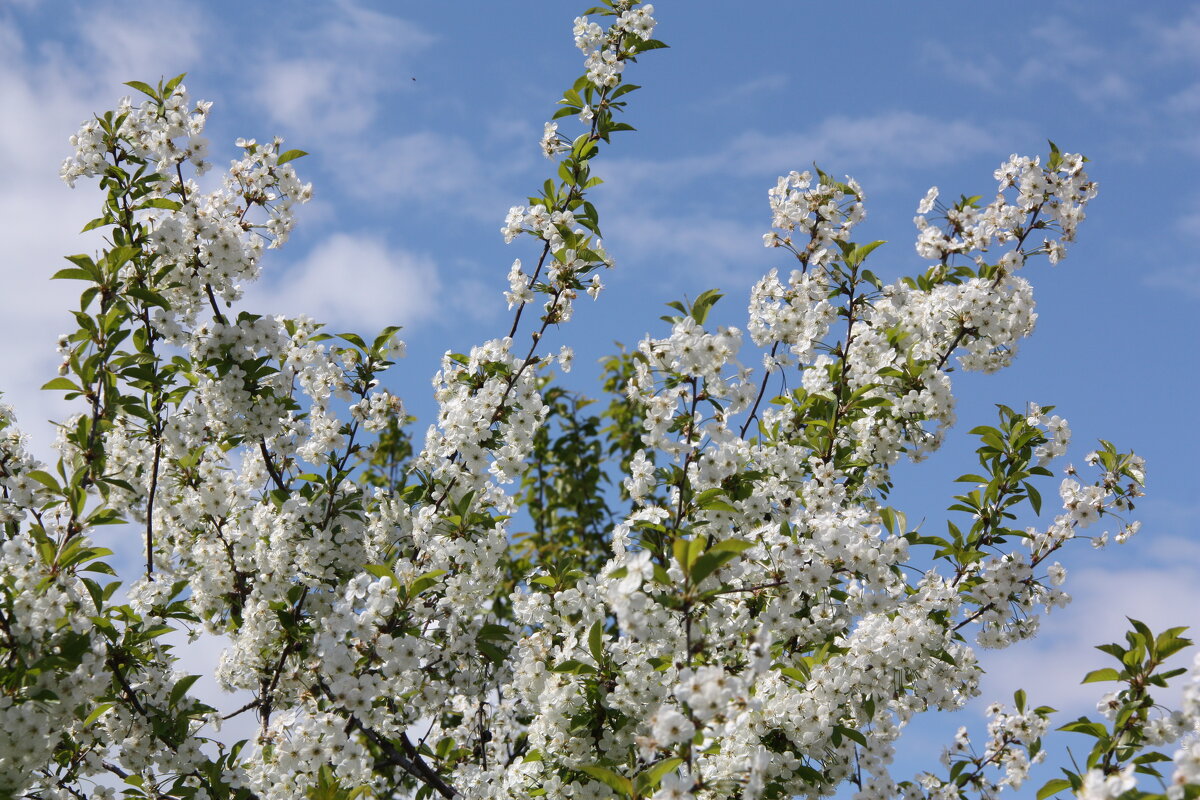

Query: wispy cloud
<box><xmin>70</xmin><ymin>0</ymin><xmax>208</xmax><ymax>89</ymax></box>
<box><xmin>0</xmin><ymin>13</ymin><xmax>152</xmax><ymax>457</ymax></box>
<box><xmin>246</xmin><ymin>233</ymin><xmax>443</xmax><ymax>332</ymax></box>
<box><xmin>698</xmin><ymin>73</ymin><xmax>789</xmax><ymax>110</ymax></box>
<box><xmin>248</xmin><ymin>2</ymin><xmax>435</xmax><ymax>142</ymax></box>
<box><xmin>1140</xmin><ymin>196</ymin><xmax>1200</xmax><ymax>295</ymax></box>
<box><xmin>924</xmin><ymin>14</ymin><xmax>1135</xmax><ymax>107</ymax></box>
<box><xmin>1166</xmin><ymin>82</ymin><xmax>1200</xmax><ymax>114</ymax></box>
<box><xmin>725</xmin><ymin>112</ymin><xmax>1006</xmax><ymax>175</ymax></box>
<box><xmin>1144</xmin><ymin>265</ymin><xmax>1200</xmax><ymax>299</ymax></box>
<box><xmin>603</xmin><ymin>111</ymin><xmax>1006</xmax><ymax>203</ymax></box>
<box><xmin>339</xmin><ymin>131</ymin><xmax>508</xmax><ymax>219</ymax></box>
<box><xmin>589</xmin><ymin>111</ymin><xmax>1006</xmax><ymax>292</ymax></box>
<box><xmin>1146</xmin><ymin>5</ymin><xmax>1200</xmax><ymax>63</ymax></box>
<box><xmin>979</xmin><ymin>535</ymin><xmax>1200</xmax><ymax>714</ymax></box>
<box><xmin>240</xmin><ymin>4</ymin><xmax>530</xmax><ymax>223</ymax></box>
<box><xmin>920</xmin><ymin>42</ymin><xmax>1001</xmax><ymax>92</ymax></box>
<box><xmin>605</xmin><ymin>210</ymin><xmax>767</xmax><ymax>289</ymax></box>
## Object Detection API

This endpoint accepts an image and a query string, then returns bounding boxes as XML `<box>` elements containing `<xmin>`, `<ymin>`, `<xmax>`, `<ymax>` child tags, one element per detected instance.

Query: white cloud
<box><xmin>239</xmin><ymin>3</ymin><xmax>513</xmax><ymax>220</ymax></box>
<box><xmin>0</xmin><ymin>17</ymin><xmax>139</xmax><ymax>458</ymax></box>
<box><xmin>71</xmin><ymin>0</ymin><xmax>208</xmax><ymax>90</ymax></box>
<box><xmin>699</xmin><ymin>73</ymin><xmax>789</xmax><ymax>109</ymax></box>
<box><xmin>587</xmin><ymin>111</ymin><xmax>1006</xmax><ymax>291</ymax></box>
<box><xmin>1144</xmin><ymin>265</ymin><xmax>1200</xmax><ymax>299</ymax></box>
<box><xmin>893</xmin><ymin>533</ymin><xmax>1200</xmax><ymax>782</ymax></box>
<box><xmin>323</xmin><ymin>0</ymin><xmax>433</xmax><ymax>52</ymax></box>
<box><xmin>248</xmin><ymin>1</ymin><xmax>434</xmax><ymax>142</ymax></box>
<box><xmin>1176</xmin><ymin>205</ymin><xmax>1200</xmax><ymax>240</ymax></box>
<box><xmin>1167</xmin><ymin>82</ymin><xmax>1200</xmax><ymax>114</ymax></box>
<box><xmin>246</xmin><ymin>233</ymin><xmax>443</xmax><ymax>332</ymax></box>
<box><xmin>1147</xmin><ymin>6</ymin><xmax>1200</xmax><ymax>63</ymax></box>
<box><xmin>255</xmin><ymin>57</ymin><xmax>377</xmax><ymax>138</ymax></box>
<box><xmin>925</xmin><ymin>14</ymin><xmax>1136</xmax><ymax>107</ymax></box>
<box><xmin>339</xmin><ymin>130</ymin><xmax>507</xmax><ymax>218</ymax></box>
<box><xmin>921</xmin><ymin>42</ymin><xmax>1001</xmax><ymax>92</ymax></box>
<box><xmin>978</xmin><ymin>536</ymin><xmax>1200</xmax><ymax>715</ymax></box>
<box><xmin>603</xmin><ymin>111</ymin><xmax>1005</xmax><ymax>200</ymax></box>
<box><xmin>485</xmin><ymin>116</ymin><xmax>537</xmax><ymax>147</ymax></box>
<box><xmin>726</xmin><ymin>112</ymin><xmax>1006</xmax><ymax>175</ymax></box>
<box><xmin>0</xmin><ymin>4</ymin><xmax>447</xmax><ymax>458</ymax></box>
<box><xmin>605</xmin><ymin>210</ymin><xmax>767</xmax><ymax>288</ymax></box>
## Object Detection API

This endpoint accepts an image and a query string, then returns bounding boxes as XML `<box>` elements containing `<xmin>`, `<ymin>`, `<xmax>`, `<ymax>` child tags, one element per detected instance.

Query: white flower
<box><xmin>917</xmin><ymin>186</ymin><xmax>939</xmax><ymax>214</ymax></box>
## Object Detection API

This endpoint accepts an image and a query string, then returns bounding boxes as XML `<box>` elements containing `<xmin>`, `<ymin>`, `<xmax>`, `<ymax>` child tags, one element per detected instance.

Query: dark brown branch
<box><xmin>145</xmin><ymin>436</ymin><xmax>162</xmax><ymax>576</ymax></box>
<box><xmin>344</xmin><ymin>711</ymin><xmax>459</xmax><ymax>798</ymax></box>
<box><xmin>258</xmin><ymin>438</ymin><xmax>288</xmax><ymax>493</ymax></box>
<box><xmin>740</xmin><ymin>342</ymin><xmax>781</xmax><ymax>438</ymax></box>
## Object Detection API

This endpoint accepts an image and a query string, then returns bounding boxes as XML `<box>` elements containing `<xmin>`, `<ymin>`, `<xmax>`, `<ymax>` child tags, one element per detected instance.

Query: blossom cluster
<box><xmin>60</xmin><ymin>79</ymin><xmax>212</xmax><ymax>186</ymax></box>
<box><xmin>2</xmin><ymin>4</ymin><xmax>1189</xmax><ymax>800</ymax></box>
<box><xmin>573</xmin><ymin>2</ymin><xmax>656</xmax><ymax>88</ymax></box>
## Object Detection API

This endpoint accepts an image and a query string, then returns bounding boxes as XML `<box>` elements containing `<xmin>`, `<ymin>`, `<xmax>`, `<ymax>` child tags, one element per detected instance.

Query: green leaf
<box><xmin>633</xmin><ymin>38</ymin><xmax>669</xmax><ymax>52</ymax></box>
<box><xmin>708</xmin><ymin>538</ymin><xmax>754</xmax><ymax>555</ymax></box>
<box><xmin>409</xmin><ymin>569</ymin><xmax>447</xmax><ymax>596</ymax></box>
<box><xmin>26</xmin><ymin>470</ymin><xmax>62</xmax><ymax>492</ymax></box>
<box><xmin>371</xmin><ymin>325</ymin><xmax>404</xmax><ymax>353</ymax></box>
<box><xmin>476</xmin><ymin>623</ymin><xmax>512</xmax><ymax>641</ymax></box>
<box><xmin>276</xmin><ymin>149</ymin><xmax>308</xmax><ymax>166</ymax></box>
<box><xmin>363</xmin><ymin>564</ymin><xmax>394</xmax><ymax>581</ymax></box>
<box><xmin>689</xmin><ymin>549</ymin><xmax>740</xmax><ymax>586</ymax></box>
<box><xmin>135</xmin><ymin>198</ymin><xmax>183</xmax><ymax>211</ymax></box>
<box><xmin>51</xmin><ymin>268</ymin><xmax>95</xmax><ymax>282</ymax></box>
<box><xmin>558</xmin><ymin>160</ymin><xmax>575</xmax><ymax>186</ymax></box>
<box><xmin>635</xmin><ymin>758</ymin><xmax>682</xmax><ymax>794</ymax></box>
<box><xmin>169</xmin><ymin>674</ymin><xmax>201</xmax><ymax>707</ymax></box>
<box><xmin>1047</xmin><ymin>140</ymin><xmax>1063</xmax><ymax>171</ymax></box>
<box><xmin>1037</xmin><ymin>778</ymin><xmax>1072</xmax><ymax>800</ymax></box>
<box><xmin>477</xmin><ymin>640</ymin><xmax>506</xmax><ymax>666</ymax></box>
<box><xmin>164</xmin><ymin>73</ymin><xmax>187</xmax><ymax>94</ymax></box>
<box><xmin>1129</xmin><ymin>618</ymin><xmax>1154</xmax><ymax>645</ymax></box>
<box><xmin>105</xmin><ymin>245</ymin><xmax>140</xmax><ymax>272</ymax></box>
<box><xmin>781</xmin><ymin>666</ymin><xmax>809</xmax><ymax>684</ymax></box>
<box><xmin>84</xmin><ymin>702</ymin><xmax>114</xmax><ymax>727</ymax></box>
<box><xmin>1081</xmin><ymin>667</ymin><xmax>1121</xmax><ymax>684</ymax></box>
<box><xmin>1157</xmin><ymin>635</ymin><xmax>1192</xmax><ymax>660</ymax></box>
<box><xmin>588</xmin><ymin>619</ymin><xmax>604</xmax><ymax>664</ymax></box>
<box><xmin>691</xmin><ymin>288</ymin><xmax>723</xmax><ymax>325</ymax></box>
<box><xmin>845</xmin><ymin>240</ymin><xmax>886</xmax><ymax>267</ymax></box>
<box><xmin>1059</xmin><ymin>717</ymin><xmax>1107</xmax><ymax>737</ymax></box>
<box><xmin>578</xmin><ymin>766</ymin><xmax>632</xmax><ymax>797</ymax></box>
<box><xmin>1026</xmin><ymin>481</ymin><xmax>1043</xmax><ymax>515</ymax></box>
<box><xmin>63</xmin><ymin>253</ymin><xmax>97</xmax><ymax>271</ymax></box>
<box><xmin>124</xmin><ymin>80</ymin><xmax>158</xmax><ymax>100</ymax></box>
<box><xmin>41</xmin><ymin>381</ymin><xmax>79</xmax><ymax>395</ymax></box>
<box><xmin>126</xmin><ymin>286</ymin><xmax>171</xmax><ymax>310</ymax></box>
<box><xmin>85</xmin><ymin>508</ymin><xmax>126</xmax><ymax>526</ymax></box>
<box><xmin>834</xmin><ymin>725</ymin><xmax>867</xmax><ymax>746</ymax></box>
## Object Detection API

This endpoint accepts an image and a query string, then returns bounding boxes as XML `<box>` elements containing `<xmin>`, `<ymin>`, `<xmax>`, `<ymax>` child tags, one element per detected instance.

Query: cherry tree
<box><xmin>1</xmin><ymin>2</ymin><xmax>1197</xmax><ymax>799</ymax></box>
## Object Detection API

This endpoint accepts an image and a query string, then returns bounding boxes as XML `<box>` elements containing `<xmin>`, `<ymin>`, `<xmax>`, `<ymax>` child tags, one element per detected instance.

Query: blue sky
<box><xmin>1</xmin><ymin>0</ymin><xmax>1198</xmax><ymax>793</ymax></box>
